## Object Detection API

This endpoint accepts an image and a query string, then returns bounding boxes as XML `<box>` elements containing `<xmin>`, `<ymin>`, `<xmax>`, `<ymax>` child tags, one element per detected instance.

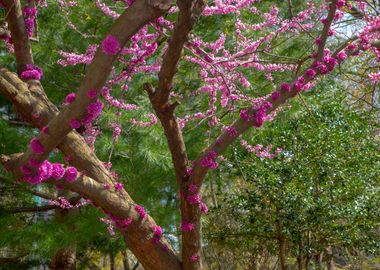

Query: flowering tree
<box><xmin>0</xmin><ymin>0</ymin><xmax>379</xmax><ymax>269</ymax></box>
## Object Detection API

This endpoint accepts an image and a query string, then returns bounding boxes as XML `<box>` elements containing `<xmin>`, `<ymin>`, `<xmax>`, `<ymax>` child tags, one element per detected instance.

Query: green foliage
<box><xmin>203</xmin><ymin>87</ymin><xmax>380</xmax><ymax>268</ymax></box>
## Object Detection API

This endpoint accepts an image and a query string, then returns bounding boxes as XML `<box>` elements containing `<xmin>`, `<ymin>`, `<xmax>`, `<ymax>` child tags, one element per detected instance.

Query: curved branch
<box><xmin>0</xmin><ymin>153</ymin><xmax>182</xmax><ymax>270</ymax></box>
<box><xmin>15</xmin><ymin>0</ymin><xmax>171</xmax><ymax>175</ymax></box>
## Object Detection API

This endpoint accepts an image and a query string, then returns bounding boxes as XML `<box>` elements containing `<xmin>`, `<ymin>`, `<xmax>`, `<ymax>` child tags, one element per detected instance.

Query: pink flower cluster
<box><xmin>22</xmin><ymin>158</ymin><xmax>78</xmax><ymax>184</ymax></box>
<box><xmin>100</xmin><ymin>217</ymin><xmax>116</xmax><ymax>236</ymax></box>
<box><xmin>114</xmin><ymin>182</ymin><xmax>124</xmax><ymax>192</ymax></box>
<box><xmin>23</xmin><ymin>6</ymin><xmax>37</xmax><ymax>37</ymax></box>
<box><xmin>240</xmin><ymin>139</ymin><xmax>283</xmax><ymax>159</ymax></box>
<box><xmin>135</xmin><ymin>204</ymin><xmax>147</xmax><ymax>219</ymax></box>
<box><xmin>83</xmin><ymin>100</ymin><xmax>103</xmax><ymax>126</ymax></box>
<box><xmin>181</xmin><ymin>221</ymin><xmax>195</xmax><ymax>232</ymax></box>
<box><xmin>49</xmin><ymin>197</ymin><xmax>90</xmax><ymax>209</ymax></box>
<box><xmin>30</xmin><ymin>138</ymin><xmax>45</xmax><ymax>154</ymax></box>
<box><xmin>21</xmin><ymin>64</ymin><xmax>43</xmax><ymax>81</ymax></box>
<box><xmin>152</xmin><ymin>225</ymin><xmax>163</xmax><ymax>243</ymax></box>
<box><xmin>58</xmin><ymin>45</ymin><xmax>97</xmax><ymax>67</ymax></box>
<box><xmin>65</xmin><ymin>93</ymin><xmax>76</xmax><ymax>104</ymax></box>
<box><xmin>200</xmin><ymin>151</ymin><xmax>218</xmax><ymax>169</ymax></box>
<box><xmin>102</xmin><ymin>35</ymin><xmax>120</xmax><ymax>55</ymax></box>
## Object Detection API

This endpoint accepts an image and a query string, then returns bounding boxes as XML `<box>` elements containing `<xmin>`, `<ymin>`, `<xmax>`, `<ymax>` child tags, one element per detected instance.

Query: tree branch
<box><xmin>145</xmin><ymin>1</ymin><xmax>205</xmax><ymax>269</ymax></box>
<box><xmin>13</xmin><ymin>0</ymin><xmax>172</xmax><ymax>177</ymax></box>
<box><xmin>190</xmin><ymin>38</ymin><xmax>374</xmax><ymax>191</ymax></box>
<box><xmin>2</xmin><ymin>0</ymin><xmax>34</xmax><ymax>73</ymax></box>
<box><xmin>0</xmin><ymin>153</ymin><xmax>182</xmax><ymax>270</ymax></box>
<box><xmin>316</xmin><ymin>0</ymin><xmax>338</xmax><ymax>61</ymax></box>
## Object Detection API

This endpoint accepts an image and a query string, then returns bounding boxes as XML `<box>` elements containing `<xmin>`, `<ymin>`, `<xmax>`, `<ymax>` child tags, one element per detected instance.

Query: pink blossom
<box><xmin>30</xmin><ymin>138</ymin><xmax>44</xmax><ymax>154</ymax></box>
<box><xmin>280</xmin><ymin>83</ymin><xmax>291</xmax><ymax>92</ymax></box>
<box><xmin>52</xmin><ymin>163</ymin><xmax>65</xmax><ymax>180</ymax></box>
<box><xmin>87</xmin><ymin>100</ymin><xmax>103</xmax><ymax>116</ymax></box>
<box><xmin>181</xmin><ymin>221</ymin><xmax>195</xmax><ymax>232</ymax></box>
<box><xmin>70</xmin><ymin>119</ymin><xmax>81</xmax><ymax>129</ymax></box>
<box><xmin>187</xmin><ymin>194</ymin><xmax>201</xmax><ymax>205</ymax></box>
<box><xmin>347</xmin><ymin>43</ymin><xmax>356</xmax><ymax>51</ymax></box>
<box><xmin>336</xmin><ymin>0</ymin><xmax>345</xmax><ymax>8</ymax></box>
<box><xmin>115</xmin><ymin>182</ymin><xmax>124</xmax><ymax>191</ymax></box>
<box><xmin>102</xmin><ymin>35</ymin><xmax>120</xmax><ymax>55</ymax></box>
<box><xmin>24</xmin><ymin>160</ymin><xmax>53</xmax><ymax>184</ymax></box>
<box><xmin>41</xmin><ymin>126</ymin><xmax>49</xmax><ymax>134</ymax></box>
<box><xmin>135</xmin><ymin>205</ymin><xmax>147</xmax><ymax>219</ymax></box>
<box><xmin>200</xmin><ymin>202</ymin><xmax>208</xmax><ymax>214</ymax></box>
<box><xmin>20</xmin><ymin>64</ymin><xmax>42</xmax><ymax>80</ymax></box>
<box><xmin>271</xmin><ymin>91</ymin><xmax>280</xmax><ymax>101</ymax></box>
<box><xmin>226</xmin><ymin>126</ymin><xmax>238</xmax><ymax>137</ymax></box>
<box><xmin>117</xmin><ymin>217</ymin><xmax>133</xmax><ymax>229</ymax></box>
<box><xmin>152</xmin><ymin>225</ymin><xmax>163</xmax><ymax>243</ymax></box>
<box><xmin>306</xmin><ymin>68</ymin><xmax>316</xmax><ymax>78</ymax></box>
<box><xmin>87</xmin><ymin>89</ymin><xmax>98</xmax><ymax>99</ymax></box>
<box><xmin>190</xmin><ymin>255</ymin><xmax>199</xmax><ymax>262</ymax></box>
<box><xmin>65</xmin><ymin>93</ymin><xmax>76</xmax><ymax>104</ymax></box>
<box><xmin>337</xmin><ymin>51</ymin><xmax>347</xmax><ymax>61</ymax></box>
<box><xmin>201</xmin><ymin>151</ymin><xmax>219</xmax><ymax>169</ymax></box>
<box><xmin>64</xmin><ymin>166</ymin><xmax>78</xmax><ymax>182</ymax></box>
<box><xmin>188</xmin><ymin>183</ymin><xmax>198</xmax><ymax>193</ymax></box>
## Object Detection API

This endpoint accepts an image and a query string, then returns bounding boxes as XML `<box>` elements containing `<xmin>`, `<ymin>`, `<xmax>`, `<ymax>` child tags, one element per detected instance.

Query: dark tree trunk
<box><xmin>110</xmin><ymin>252</ymin><xmax>115</xmax><ymax>270</ymax></box>
<box><xmin>305</xmin><ymin>255</ymin><xmax>312</xmax><ymax>270</ymax></box>
<box><xmin>50</xmin><ymin>247</ymin><xmax>76</xmax><ymax>270</ymax></box>
<box><xmin>278</xmin><ymin>236</ymin><xmax>287</xmax><ymax>270</ymax></box>
<box><xmin>50</xmin><ymin>190</ymin><xmax>78</xmax><ymax>270</ymax></box>
<box><xmin>122</xmin><ymin>251</ymin><xmax>130</xmax><ymax>270</ymax></box>
<box><xmin>326</xmin><ymin>247</ymin><xmax>334</xmax><ymax>270</ymax></box>
<box><xmin>315</xmin><ymin>252</ymin><xmax>323</xmax><ymax>270</ymax></box>
<box><xmin>297</xmin><ymin>241</ymin><xmax>303</xmax><ymax>270</ymax></box>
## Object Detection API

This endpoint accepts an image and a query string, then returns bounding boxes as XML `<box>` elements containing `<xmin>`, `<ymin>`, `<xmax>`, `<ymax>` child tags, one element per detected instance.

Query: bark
<box><xmin>0</xmin><ymin>0</ymin><xmax>183</xmax><ymax>268</ymax></box>
<box><xmin>2</xmin><ymin>0</ymin><xmax>33</xmax><ymax>72</ymax></box>
<box><xmin>49</xmin><ymin>190</ymin><xmax>78</xmax><ymax>270</ymax></box>
<box><xmin>145</xmin><ymin>1</ymin><xmax>204</xmax><ymax>269</ymax></box>
<box><xmin>189</xmin><ymin>0</ymin><xmax>339</xmax><ymax>188</ymax></box>
<box><xmin>297</xmin><ymin>241</ymin><xmax>303</xmax><ymax>270</ymax></box>
<box><xmin>305</xmin><ymin>256</ymin><xmax>312</xmax><ymax>270</ymax></box>
<box><xmin>14</xmin><ymin>0</ymin><xmax>172</xmax><ymax>173</ymax></box>
<box><xmin>1</xmin><ymin>153</ymin><xmax>182</xmax><ymax>270</ymax></box>
<box><xmin>278</xmin><ymin>236</ymin><xmax>287</xmax><ymax>270</ymax></box>
<box><xmin>326</xmin><ymin>247</ymin><xmax>334</xmax><ymax>270</ymax></box>
<box><xmin>314</xmin><ymin>253</ymin><xmax>323</xmax><ymax>270</ymax></box>
<box><xmin>50</xmin><ymin>247</ymin><xmax>76</xmax><ymax>270</ymax></box>
<box><xmin>122</xmin><ymin>251</ymin><xmax>131</xmax><ymax>270</ymax></box>
<box><xmin>110</xmin><ymin>252</ymin><xmax>115</xmax><ymax>270</ymax></box>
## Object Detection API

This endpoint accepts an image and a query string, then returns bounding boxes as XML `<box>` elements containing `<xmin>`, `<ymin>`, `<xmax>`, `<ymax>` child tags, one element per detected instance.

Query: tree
<box><xmin>0</xmin><ymin>0</ymin><xmax>379</xmax><ymax>269</ymax></box>
<box><xmin>202</xmin><ymin>88</ymin><xmax>380</xmax><ymax>270</ymax></box>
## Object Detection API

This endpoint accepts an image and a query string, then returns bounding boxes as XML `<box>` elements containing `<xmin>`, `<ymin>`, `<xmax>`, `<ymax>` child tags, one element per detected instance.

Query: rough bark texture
<box><xmin>15</xmin><ymin>0</ymin><xmax>173</xmax><ymax>172</ymax></box>
<box><xmin>145</xmin><ymin>0</ymin><xmax>205</xmax><ymax>269</ymax></box>
<box><xmin>50</xmin><ymin>247</ymin><xmax>77</xmax><ymax>270</ymax></box>
<box><xmin>0</xmin><ymin>0</ymin><xmax>183</xmax><ymax>269</ymax></box>
<box><xmin>2</xmin><ymin>0</ymin><xmax>33</xmax><ymax>73</ymax></box>
<box><xmin>1</xmin><ymin>153</ymin><xmax>182</xmax><ymax>270</ymax></box>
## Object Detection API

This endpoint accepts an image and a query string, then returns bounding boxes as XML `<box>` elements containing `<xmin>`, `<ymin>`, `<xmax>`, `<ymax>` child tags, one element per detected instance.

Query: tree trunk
<box><xmin>315</xmin><ymin>252</ymin><xmax>323</xmax><ymax>270</ymax></box>
<box><xmin>278</xmin><ymin>236</ymin><xmax>287</xmax><ymax>270</ymax></box>
<box><xmin>297</xmin><ymin>241</ymin><xmax>303</xmax><ymax>270</ymax></box>
<box><xmin>305</xmin><ymin>256</ymin><xmax>311</xmax><ymax>270</ymax></box>
<box><xmin>122</xmin><ymin>251</ymin><xmax>130</xmax><ymax>270</ymax></box>
<box><xmin>110</xmin><ymin>252</ymin><xmax>115</xmax><ymax>270</ymax></box>
<box><xmin>50</xmin><ymin>247</ymin><xmax>76</xmax><ymax>270</ymax></box>
<box><xmin>50</xmin><ymin>190</ymin><xmax>78</xmax><ymax>270</ymax></box>
<box><xmin>326</xmin><ymin>247</ymin><xmax>334</xmax><ymax>270</ymax></box>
